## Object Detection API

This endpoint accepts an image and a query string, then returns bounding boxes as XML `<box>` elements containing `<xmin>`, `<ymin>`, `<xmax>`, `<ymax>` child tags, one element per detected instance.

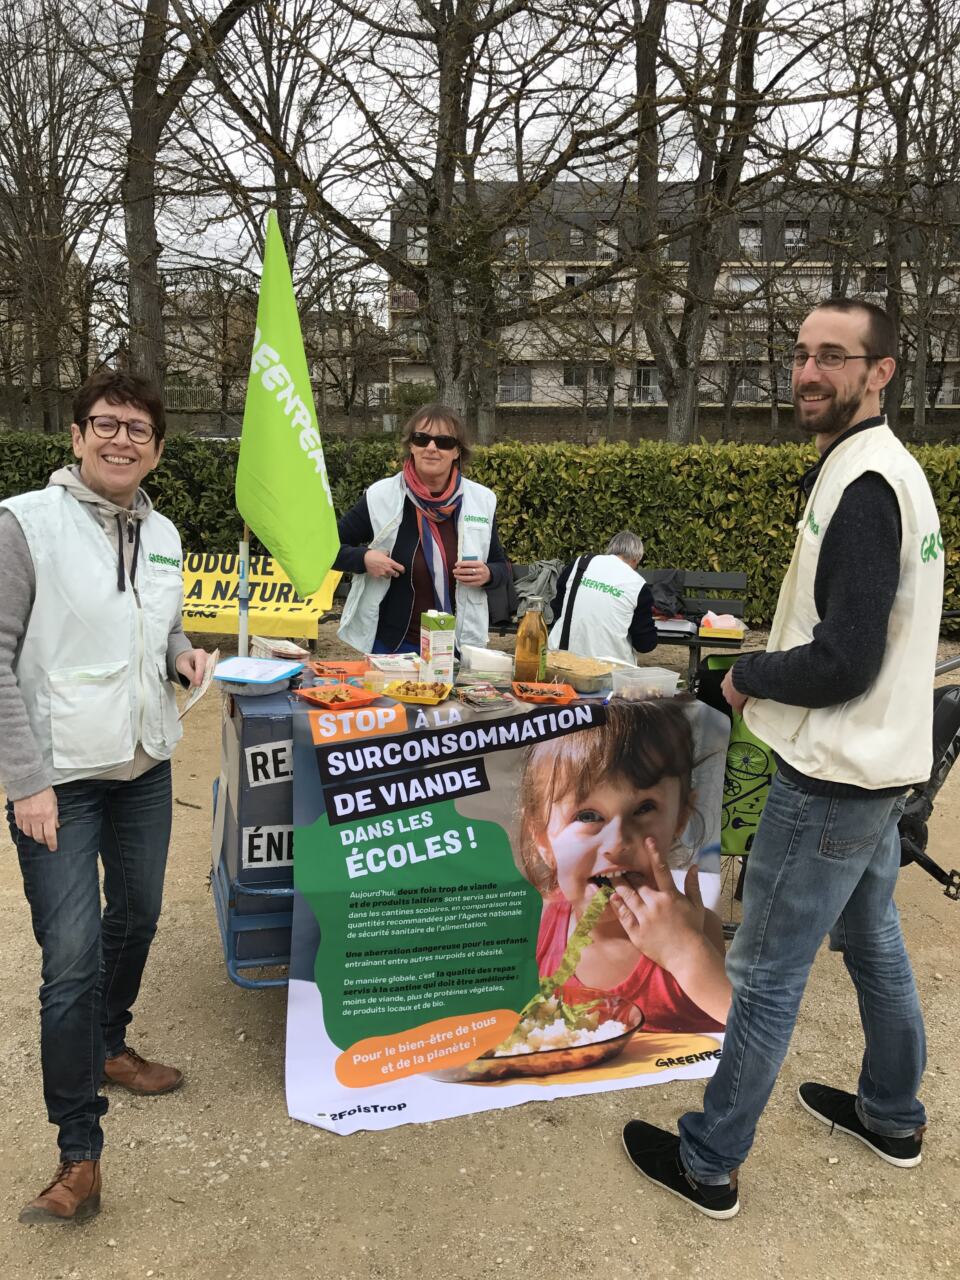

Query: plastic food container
<box><xmin>611</xmin><ymin>666</ymin><xmax>679</xmax><ymax>700</ymax></box>
<box><xmin>545</xmin><ymin>652</ymin><xmax>612</xmax><ymax>694</ymax></box>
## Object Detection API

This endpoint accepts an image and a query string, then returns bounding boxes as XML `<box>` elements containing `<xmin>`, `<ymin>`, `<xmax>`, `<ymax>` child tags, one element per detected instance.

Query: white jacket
<box><xmin>1</xmin><ymin>487</ymin><xmax>184</xmax><ymax>785</ymax></box>
<box><xmin>338</xmin><ymin>473</ymin><xmax>497</xmax><ymax>653</ymax></box>
<box><xmin>548</xmin><ymin>553</ymin><xmax>645</xmax><ymax>666</ymax></box>
<box><xmin>744</xmin><ymin>423</ymin><xmax>943</xmax><ymax>789</ymax></box>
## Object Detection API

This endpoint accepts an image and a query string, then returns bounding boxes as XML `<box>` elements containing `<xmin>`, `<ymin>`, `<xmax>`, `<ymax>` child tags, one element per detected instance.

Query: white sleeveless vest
<box><xmin>548</xmin><ymin>554</ymin><xmax>645</xmax><ymax>666</ymax></box>
<box><xmin>338</xmin><ymin>473</ymin><xmax>497</xmax><ymax>653</ymax></box>
<box><xmin>1</xmin><ymin>487</ymin><xmax>185</xmax><ymax>784</ymax></box>
<box><xmin>744</xmin><ymin>424</ymin><xmax>943</xmax><ymax>789</ymax></box>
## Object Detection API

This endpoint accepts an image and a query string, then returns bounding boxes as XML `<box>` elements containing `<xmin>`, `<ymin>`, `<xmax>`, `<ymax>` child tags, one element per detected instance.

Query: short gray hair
<box><xmin>606</xmin><ymin>530</ymin><xmax>644</xmax><ymax>562</ymax></box>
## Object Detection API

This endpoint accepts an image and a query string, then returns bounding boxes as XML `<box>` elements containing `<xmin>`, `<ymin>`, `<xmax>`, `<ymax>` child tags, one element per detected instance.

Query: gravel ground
<box><xmin>0</xmin><ymin>627</ymin><xmax>957</xmax><ymax>1280</ymax></box>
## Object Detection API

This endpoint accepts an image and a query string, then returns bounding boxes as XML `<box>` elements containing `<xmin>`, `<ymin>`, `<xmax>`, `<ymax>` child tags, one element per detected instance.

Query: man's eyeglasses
<box><xmin>83</xmin><ymin>415</ymin><xmax>157</xmax><ymax>444</ymax></box>
<box><xmin>409</xmin><ymin>431</ymin><xmax>458</xmax><ymax>451</ymax></box>
<box><xmin>784</xmin><ymin>350</ymin><xmax>880</xmax><ymax>371</ymax></box>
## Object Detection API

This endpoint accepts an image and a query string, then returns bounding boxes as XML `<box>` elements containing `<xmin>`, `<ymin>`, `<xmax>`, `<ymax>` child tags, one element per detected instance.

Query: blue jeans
<box><xmin>8</xmin><ymin>761</ymin><xmax>173</xmax><ymax>1162</ymax></box>
<box><xmin>679</xmin><ymin>773</ymin><xmax>926</xmax><ymax>1183</ymax></box>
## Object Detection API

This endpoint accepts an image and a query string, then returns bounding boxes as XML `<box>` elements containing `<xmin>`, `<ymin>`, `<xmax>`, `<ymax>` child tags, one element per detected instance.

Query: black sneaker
<box><xmin>797</xmin><ymin>1083</ymin><xmax>923</xmax><ymax>1168</ymax></box>
<box><xmin>622</xmin><ymin>1120</ymin><xmax>740</xmax><ymax>1219</ymax></box>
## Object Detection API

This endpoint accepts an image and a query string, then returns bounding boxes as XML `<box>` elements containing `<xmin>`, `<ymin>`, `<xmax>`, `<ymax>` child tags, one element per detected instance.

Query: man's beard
<box><xmin>793</xmin><ymin>381</ymin><xmax>869</xmax><ymax>436</ymax></box>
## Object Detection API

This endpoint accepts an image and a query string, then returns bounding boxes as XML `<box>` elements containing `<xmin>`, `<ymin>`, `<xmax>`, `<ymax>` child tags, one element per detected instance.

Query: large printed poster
<box><xmin>286</xmin><ymin>696</ymin><xmax>731</xmax><ymax>1134</ymax></box>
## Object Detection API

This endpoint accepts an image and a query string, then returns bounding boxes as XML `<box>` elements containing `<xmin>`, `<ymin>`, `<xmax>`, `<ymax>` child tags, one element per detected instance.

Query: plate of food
<box><xmin>295</xmin><ymin>683</ymin><xmax>383</xmax><ymax>709</ymax></box>
<box><xmin>309</xmin><ymin>659</ymin><xmax>369</xmax><ymax>680</ymax></box>
<box><xmin>435</xmin><ymin>882</ymin><xmax>642</xmax><ymax>1082</ymax></box>
<box><xmin>384</xmin><ymin>679</ymin><xmax>453</xmax><ymax>705</ymax></box>
<box><xmin>511</xmin><ymin>681</ymin><xmax>578</xmax><ymax>705</ymax></box>
<box><xmin>437</xmin><ymin>990</ymin><xmax>643</xmax><ymax>1083</ymax></box>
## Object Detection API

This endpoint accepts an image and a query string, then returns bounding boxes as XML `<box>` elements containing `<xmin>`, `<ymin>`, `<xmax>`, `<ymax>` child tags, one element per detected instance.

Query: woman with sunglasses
<box><xmin>335</xmin><ymin>403</ymin><xmax>508</xmax><ymax>654</ymax></box>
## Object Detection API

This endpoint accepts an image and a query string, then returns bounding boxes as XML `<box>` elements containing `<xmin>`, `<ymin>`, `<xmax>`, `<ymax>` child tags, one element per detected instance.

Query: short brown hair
<box><xmin>399</xmin><ymin>402</ymin><xmax>471</xmax><ymax>468</ymax></box>
<box><xmin>74</xmin><ymin>370</ymin><xmax>166</xmax><ymax>443</ymax></box>
<box><xmin>814</xmin><ymin>297</ymin><xmax>897</xmax><ymax>360</ymax></box>
<box><xmin>517</xmin><ymin>698</ymin><xmax>696</xmax><ymax>895</ymax></box>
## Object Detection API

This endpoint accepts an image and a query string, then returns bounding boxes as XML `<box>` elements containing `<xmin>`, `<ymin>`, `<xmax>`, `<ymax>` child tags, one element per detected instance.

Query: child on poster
<box><xmin>517</xmin><ymin>699</ymin><xmax>731</xmax><ymax>1034</ymax></box>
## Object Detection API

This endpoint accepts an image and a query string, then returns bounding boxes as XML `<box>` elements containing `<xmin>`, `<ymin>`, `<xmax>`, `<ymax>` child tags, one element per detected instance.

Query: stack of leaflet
<box><xmin>213</xmin><ymin>655</ymin><xmax>304</xmax><ymax>696</ymax></box>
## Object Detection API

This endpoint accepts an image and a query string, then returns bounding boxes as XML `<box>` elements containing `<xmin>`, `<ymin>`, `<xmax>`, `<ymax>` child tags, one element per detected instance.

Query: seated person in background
<box><xmin>548</xmin><ymin>530</ymin><xmax>657</xmax><ymax>665</ymax></box>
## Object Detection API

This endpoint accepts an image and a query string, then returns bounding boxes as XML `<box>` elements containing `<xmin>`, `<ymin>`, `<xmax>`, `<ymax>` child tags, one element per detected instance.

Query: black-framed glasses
<box><xmin>783</xmin><ymin>350</ymin><xmax>880</xmax><ymax>371</ymax></box>
<box><xmin>84</xmin><ymin>414</ymin><xmax>156</xmax><ymax>444</ymax></box>
<box><xmin>409</xmin><ymin>430</ymin><xmax>458</xmax><ymax>451</ymax></box>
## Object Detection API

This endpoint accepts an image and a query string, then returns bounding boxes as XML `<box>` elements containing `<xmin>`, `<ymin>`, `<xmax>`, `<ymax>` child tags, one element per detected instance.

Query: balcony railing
<box><xmin>497</xmin><ymin>382</ymin><xmax>533</xmax><ymax>403</ymax></box>
<box><xmin>390</xmin><ymin>289</ymin><xmax>420</xmax><ymax>311</ymax></box>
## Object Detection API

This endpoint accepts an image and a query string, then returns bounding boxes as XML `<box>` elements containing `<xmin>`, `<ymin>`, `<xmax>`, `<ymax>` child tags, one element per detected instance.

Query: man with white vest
<box><xmin>623</xmin><ymin>298</ymin><xmax>943</xmax><ymax>1219</ymax></box>
<box><xmin>0</xmin><ymin>371</ymin><xmax>209</xmax><ymax>1224</ymax></box>
<box><xmin>548</xmin><ymin>530</ymin><xmax>657</xmax><ymax>664</ymax></box>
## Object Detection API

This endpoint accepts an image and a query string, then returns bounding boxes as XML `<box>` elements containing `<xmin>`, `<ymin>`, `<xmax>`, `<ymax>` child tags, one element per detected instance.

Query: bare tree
<box><xmin>0</xmin><ymin>0</ymin><xmax>115</xmax><ymax>430</ymax></box>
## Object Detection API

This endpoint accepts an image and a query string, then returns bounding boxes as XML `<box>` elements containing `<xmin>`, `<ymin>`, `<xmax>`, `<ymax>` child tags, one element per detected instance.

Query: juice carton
<box><xmin>420</xmin><ymin>610</ymin><xmax>456</xmax><ymax>683</ymax></box>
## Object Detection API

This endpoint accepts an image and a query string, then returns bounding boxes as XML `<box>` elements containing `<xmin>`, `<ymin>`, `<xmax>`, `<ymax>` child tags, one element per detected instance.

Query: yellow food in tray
<box><xmin>384</xmin><ymin>679</ymin><xmax>453</xmax><ymax>705</ymax></box>
<box><xmin>545</xmin><ymin>650</ymin><xmax>613</xmax><ymax>694</ymax></box>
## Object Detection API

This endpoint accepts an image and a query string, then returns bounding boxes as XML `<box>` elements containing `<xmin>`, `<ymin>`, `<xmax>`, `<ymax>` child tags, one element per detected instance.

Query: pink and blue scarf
<box><xmin>402</xmin><ymin>457</ymin><xmax>464</xmax><ymax>612</ymax></box>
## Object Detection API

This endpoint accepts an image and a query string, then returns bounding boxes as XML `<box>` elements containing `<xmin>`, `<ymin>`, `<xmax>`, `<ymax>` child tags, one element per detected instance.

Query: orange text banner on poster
<box><xmin>181</xmin><ymin>551</ymin><xmax>341</xmax><ymax>637</ymax></box>
<box><xmin>335</xmin><ymin>1010</ymin><xmax>518</xmax><ymax>1087</ymax></box>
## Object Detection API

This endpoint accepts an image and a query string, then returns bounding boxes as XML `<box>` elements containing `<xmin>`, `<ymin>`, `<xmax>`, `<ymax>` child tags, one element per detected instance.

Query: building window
<box><xmin>498</xmin><ymin>365</ymin><xmax>532</xmax><ymax>403</ymax></box>
<box><xmin>570</xmin><ymin>225</ymin><xmax>586</xmax><ymax>251</ymax></box>
<box><xmin>734</xmin><ymin>365</ymin><xmax>764</xmax><ymax>403</ymax></box>
<box><xmin>776</xmin><ymin>367</ymin><xmax>793</xmax><ymax>402</ymax></box>
<box><xmin>592</xmin><ymin>364</ymin><xmax>613</xmax><ymax>387</ymax></box>
<box><xmin>793</xmin><ymin>273</ymin><xmax>828</xmax><ymax>300</ymax></box>
<box><xmin>563</xmin><ymin>363</ymin><xmax>589</xmax><ymax>388</ymax></box>
<box><xmin>635</xmin><ymin>364</ymin><xmax>660</xmax><ymax>402</ymax></box>
<box><xmin>863</xmin><ymin>266</ymin><xmax>886</xmax><ymax>294</ymax></box>
<box><xmin>406</xmin><ymin>226</ymin><xmax>427</xmax><ymax>263</ymax></box>
<box><xmin>564</xmin><ymin>271</ymin><xmax>589</xmax><ymax>290</ymax></box>
<box><xmin>784</xmin><ymin>221</ymin><xmax>808</xmax><ymax>254</ymax></box>
<box><xmin>738</xmin><ymin>223</ymin><xmax>762</xmax><ymax>257</ymax></box>
<box><xmin>725</xmin><ymin>271</ymin><xmax>762</xmax><ymax>294</ymax></box>
<box><xmin>504</xmin><ymin>226</ymin><xmax>528</xmax><ymax>255</ymax></box>
<box><xmin>596</xmin><ymin>222</ymin><xmax>618</xmax><ymax>260</ymax></box>
<box><xmin>498</xmin><ymin>270</ymin><xmax>533</xmax><ymax>304</ymax></box>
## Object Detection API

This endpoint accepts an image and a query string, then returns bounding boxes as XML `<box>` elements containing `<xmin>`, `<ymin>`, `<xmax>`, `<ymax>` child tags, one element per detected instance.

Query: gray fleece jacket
<box><xmin>0</xmin><ymin>466</ymin><xmax>192</xmax><ymax>801</ymax></box>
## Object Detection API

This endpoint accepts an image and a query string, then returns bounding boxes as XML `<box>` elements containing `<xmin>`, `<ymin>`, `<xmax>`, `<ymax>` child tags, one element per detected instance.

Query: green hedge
<box><xmin>2</xmin><ymin>432</ymin><xmax>957</xmax><ymax>626</ymax></box>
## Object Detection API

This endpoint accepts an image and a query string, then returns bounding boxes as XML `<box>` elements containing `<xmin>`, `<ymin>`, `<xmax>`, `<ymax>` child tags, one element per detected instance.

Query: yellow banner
<box><xmin>182</xmin><ymin>552</ymin><xmax>341</xmax><ymax>637</ymax></box>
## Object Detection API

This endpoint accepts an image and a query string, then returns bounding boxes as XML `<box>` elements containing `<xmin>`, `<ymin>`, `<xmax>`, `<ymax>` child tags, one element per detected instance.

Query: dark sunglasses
<box><xmin>409</xmin><ymin>430</ymin><xmax>458</xmax><ymax>451</ymax></box>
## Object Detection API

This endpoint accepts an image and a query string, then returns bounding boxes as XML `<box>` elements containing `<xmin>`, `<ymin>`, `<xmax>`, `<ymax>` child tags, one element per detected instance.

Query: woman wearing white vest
<box><xmin>624</xmin><ymin>299</ymin><xmax>943</xmax><ymax>1219</ymax></box>
<box><xmin>0</xmin><ymin>371</ymin><xmax>209</xmax><ymax>1225</ymax></box>
<box><xmin>335</xmin><ymin>403</ymin><xmax>508</xmax><ymax>654</ymax></box>
<box><xmin>548</xmin><ymin>530</ymin><xmax>657</xmax><ymax>664</ymax></box>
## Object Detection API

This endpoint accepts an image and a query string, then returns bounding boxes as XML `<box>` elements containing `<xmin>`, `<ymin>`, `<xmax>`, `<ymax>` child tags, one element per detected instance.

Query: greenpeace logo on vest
<box><xmin>582</xmin><ymin>577</ymin><xmax>624</xmax><ymax>600</ymax></box>
<box><xmin>921</xmin><ymin>529</ymin><xmax>944</xmax><ymax>563</ymax></box>
<box><xmin>148</xmin><ymin>552</ymin><xmax>181</xmax><ymax>568</ymax></box>
<box><xmin>462</xmin><ymin>514</ymin><xmax>490</xmax><ymax>524</ymax></box>
<box><xmin>250</xmin><ymin>327</ymin><xmax>333</xmax><ymax>504</ymax></box>
<box><xmin>806</xmin><ymin>509</ymin><xmax>820</xmax><ymax>535</ymax></box>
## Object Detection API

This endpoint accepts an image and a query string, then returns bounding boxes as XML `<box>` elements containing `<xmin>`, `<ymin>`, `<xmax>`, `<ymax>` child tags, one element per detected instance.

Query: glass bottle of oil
<box><xmin>513</xmin><ymin>599</ymin><xmax>548</xmax><ymax>682</ymax></box>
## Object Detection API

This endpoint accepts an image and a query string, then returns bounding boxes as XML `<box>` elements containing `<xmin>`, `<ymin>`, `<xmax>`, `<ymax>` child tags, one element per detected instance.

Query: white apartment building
<box><xmin>388</xmin><ymin>183</ymin><xmax>960</xmax><ymax>415</ymax></box>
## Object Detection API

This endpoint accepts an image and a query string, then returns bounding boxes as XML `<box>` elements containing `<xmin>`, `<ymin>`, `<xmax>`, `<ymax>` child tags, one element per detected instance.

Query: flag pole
<box><xmin>238</xmin><ymin>524</ymin><xmax>250</xmax><ymax>658</ymax></box>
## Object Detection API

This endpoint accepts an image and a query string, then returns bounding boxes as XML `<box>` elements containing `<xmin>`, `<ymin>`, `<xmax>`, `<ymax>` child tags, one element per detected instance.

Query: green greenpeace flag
<box><xmin>236</xmin><ymin>211</ymin><xmax>339</xmax><ymax>596</ymax></box>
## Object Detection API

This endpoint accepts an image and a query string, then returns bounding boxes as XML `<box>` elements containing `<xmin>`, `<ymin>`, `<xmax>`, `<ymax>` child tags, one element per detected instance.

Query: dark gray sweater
<box><xmin>731</xmin><ymin>417</ymin><xmax>906</xmax><ymax>797</ymax></box>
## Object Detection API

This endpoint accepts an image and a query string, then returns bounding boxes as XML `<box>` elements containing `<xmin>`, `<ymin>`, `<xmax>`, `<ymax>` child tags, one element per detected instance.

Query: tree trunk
<box><xmin>666</xmin><ymin>367</ymin><xmax>699</xmax><ymax>442</ymax></box>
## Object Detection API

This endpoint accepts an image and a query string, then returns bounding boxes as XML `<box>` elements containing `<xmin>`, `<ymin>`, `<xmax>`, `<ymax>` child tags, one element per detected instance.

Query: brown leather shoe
<box><xmin>19</xmin><ymin>1160</ymin><xmax>101</xmax><ymax>1224</ymax></box>
<box><xmin>103</xmin><ymin>1047</ymin><xmax>183</xmax><ymax>1095</ymax></box>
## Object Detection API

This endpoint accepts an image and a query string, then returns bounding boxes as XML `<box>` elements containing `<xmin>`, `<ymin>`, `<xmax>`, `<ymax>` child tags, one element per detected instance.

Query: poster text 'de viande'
<box><xmin>286</xmin><ymin>696</ymin><xmax>730</xmax><ymax>1134</ymax></box>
